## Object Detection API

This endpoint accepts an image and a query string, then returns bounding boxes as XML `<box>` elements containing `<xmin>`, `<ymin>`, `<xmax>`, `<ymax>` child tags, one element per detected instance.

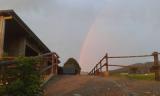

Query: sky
<box><xmin>1</xmin><ymin>0</ymin><xmax>160</xmax><ymax>71</ymax></box>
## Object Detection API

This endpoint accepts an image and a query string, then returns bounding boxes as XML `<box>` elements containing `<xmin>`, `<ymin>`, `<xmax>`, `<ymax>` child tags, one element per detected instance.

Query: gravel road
<box><xmin>45</xmin><ymin>75</ymin><xmax>133</xmax><ymax>96</ymax></box>
<box><xmin>44</xmin><ymin>75</ymin><xmax>160</xmax><ymax>96</ymax></box>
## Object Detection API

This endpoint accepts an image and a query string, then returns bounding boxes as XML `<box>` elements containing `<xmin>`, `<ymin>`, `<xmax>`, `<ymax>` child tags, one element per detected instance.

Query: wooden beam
<box><xmin>108</xmin><ymin>54</ymin><xmax>152</xmax><ymax>58</ymax></box>
<box><xmin>4</xmin><ymin>16</ymin><xmax>12</xmax><ymax>20</ymax></box>
<box><xmin>0</xmin><ymin>16</ymin><xmax>5</xmax><ymax>58</ymax></box>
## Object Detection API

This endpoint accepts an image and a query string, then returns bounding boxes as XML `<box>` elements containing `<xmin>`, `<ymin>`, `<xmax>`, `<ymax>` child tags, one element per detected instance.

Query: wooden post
<box><xmin>95</xmin><ymin>65</ymin><xmax>97</xmax><ymax>75</ymax></box>
<box><xmin>92</xmin><ymin>70</ymin><xmax>94</xmax><ymax>75</ymax></box>
<box><xmin>152</xmin><ymin>52</ymin><xmax>160</xmax><ymax>81</ymax></box>
<box><xmin>51</xmin><ymin>54</ymin><xmax>54</xmax><ymax>74</ymax></box>
<box><xmin>0</xmin><ymin>16</ymin><xmax>5</xmax><ymax>58</ymax></box>
<box><xmin>105</xmin><ymin>53</ymin><xmax>109</xmax><ymax>72</ymax></box>
<box><xmin>91</xmin><ymin>70</ymin><xmax>93</xmax><ymax>75</ymax></box>
<box><xmin>55</xmin><ymin>58</ymin><xmax>58</xmax><ymax>75</ymax></box>
<box><xmin>93</xmin><ymin>67</ymin><xmax>96</xmax><ymax>75</ymax></box>
<box><xmin>100</xmin><ymin>63</ymin><xmax>102</xmax><ymax>72</ymax></box>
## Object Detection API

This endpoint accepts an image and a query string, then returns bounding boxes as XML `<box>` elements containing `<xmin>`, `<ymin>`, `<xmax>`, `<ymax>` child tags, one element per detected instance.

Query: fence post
<box><xmin>95</xmin><ymin>65</ymin><xmax>97</xmax><ymax>75</ymax></box>
<box><xmin>105</xmin><ymin>53</ymin><xmax>108</xmax><ymax>72</ymax></box>
<box><xmin>90</xmin><ymin>70</ymin><xmax>92</xmax><ymax>75</ymax></box>
<box><xmin>100</xmin><ymin>63</ymin><xmax>102</xmax><ymax>72</ymax></box>
<box><xmin>93</xmin><ymin>67</ymin><xmax>96</xmax><ymax>75</ymax></box>
<box><xmin>51</xmin><ymin>54</ymin><xmax>54</xmax><ymax>74</ymax></box>
<box><xmin>55</xmin><ymin>58</ymin><xmax>58</xmax><ymax>75</ymax></box>
<box><xmin>0</xmin><ymin>65</ymin><xmax>3</xmax><ymax>84</ymax></box>
<box><xmin>152</xmin><ymin>52</ymin><xmax>160</xmax><ymax>81</ymax></box>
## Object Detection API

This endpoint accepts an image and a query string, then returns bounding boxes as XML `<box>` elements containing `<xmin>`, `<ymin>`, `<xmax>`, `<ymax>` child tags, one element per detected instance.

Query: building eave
<box><xmin>0</xmin><ymin>10</ymin><xmax>51</xmax><ymax>53</ymax></box>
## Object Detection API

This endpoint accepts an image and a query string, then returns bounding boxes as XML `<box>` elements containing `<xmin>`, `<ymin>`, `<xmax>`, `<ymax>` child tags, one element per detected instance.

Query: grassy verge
<box><xmin>126</xmin><ymin>73</ymin><xmax>155</xmax><ymax>80</ymax></box>
<box><xmin>111</xmin><ymin>73</ymin><xmax>155</xmax><ymax>80</ymax></box>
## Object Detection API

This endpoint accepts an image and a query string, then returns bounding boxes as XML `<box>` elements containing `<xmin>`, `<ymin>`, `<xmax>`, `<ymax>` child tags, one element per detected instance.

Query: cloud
<box><xmin>0</xmin><ymin>0</ymin><xmax>106</xmax><ymax>66</ymax></box>
<box><xmin>1</xmin><ymin>0</ymin><xmax>160</xmax><ymax>71</ymax></box>
<box><xmin>80</xmin><ymin>0</ymin><xmax>160</xmax><ymax>71</ymax></box>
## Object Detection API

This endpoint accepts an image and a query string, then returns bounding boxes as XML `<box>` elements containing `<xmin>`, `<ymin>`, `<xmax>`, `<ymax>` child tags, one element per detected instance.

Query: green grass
<box><xmin>111</xmin><ymin>73</ymin><xmax>155</xmax><ymax>80</ymax></box>
<box><xmin>126</xmin><ymin>73</ymin><xmax>155</xmax><ymax>80</ymax></box>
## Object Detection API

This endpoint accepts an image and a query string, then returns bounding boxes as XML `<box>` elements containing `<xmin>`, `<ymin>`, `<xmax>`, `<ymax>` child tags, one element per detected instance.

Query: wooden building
<box><xmin>0</xmin><ymin>10</ymin><xmax>60</xmax><ymax>82</ymax></box>
<box><xmin>0</xmin><ymin>10</ymin><xmax>51</xmax><ymax>57</ymax></box>
<box><xmin>63</xmin><ymin>58</ymin><xmax>81</xmax><ymax>75</ymax></box>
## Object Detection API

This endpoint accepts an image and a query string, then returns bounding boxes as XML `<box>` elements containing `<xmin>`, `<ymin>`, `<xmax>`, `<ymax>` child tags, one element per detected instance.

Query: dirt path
<box><xmin>44</xmin><ymin>75</ymin><xmax>129</xmax><ymax>96</ymax></box>
<box><xmin>110</xmin><ymin>76</ymin><xmax>160</xmax><ymax>96</ymax></box>
<box><xmin>44</xmin><ymin>75</ymin><xmax>160</xmax><ymax>96</ymax></box>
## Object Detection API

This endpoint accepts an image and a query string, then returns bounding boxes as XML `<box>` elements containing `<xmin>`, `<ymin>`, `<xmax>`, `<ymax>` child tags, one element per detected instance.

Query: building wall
<box><xmin>4</xmin><ymin>33</ymin><xmax>26</xmax><ymax>56</ymax></box>
<box><xmin>0</xmin><ymin>11</ymin><xmax>50</xmax><ymax>58</ymax></box>
<box><xmin>4</xmin><ymin>35</ymin><xmax>45</xmax><ymax>57</ymax></box>
<box><xmin>3</xmin><ymin>17</ymin><xmax>46</xmax><ymax>57</ymax></box>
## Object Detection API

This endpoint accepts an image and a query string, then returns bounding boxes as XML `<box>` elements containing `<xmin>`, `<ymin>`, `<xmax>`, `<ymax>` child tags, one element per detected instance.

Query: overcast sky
<box><xmin>1</xmin><ymin>0</ymin><xmax>160</xmax><ymax>71</ymax></box>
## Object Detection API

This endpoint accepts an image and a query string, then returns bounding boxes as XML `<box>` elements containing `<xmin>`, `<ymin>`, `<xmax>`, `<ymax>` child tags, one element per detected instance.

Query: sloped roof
<box><xmin>0</xmin><ymin>10</ymin><xmax>50</xmax><ymax>53</ymax></box>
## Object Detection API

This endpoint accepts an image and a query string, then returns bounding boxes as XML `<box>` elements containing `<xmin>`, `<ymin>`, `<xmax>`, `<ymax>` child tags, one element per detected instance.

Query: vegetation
<box><xmin>129</xmin><ymin>66</ymin><xmax>139</xmax><ymax>74</ymax></box>
<box><xmin>111</xmin><ymin>72</ymin><xmax>155</xmax><ymax>80</ymax></box>
<box><xmin>126</xmin><ymin>73</ymin><xmax>155</xmax><ymax>80</ymax></box>
<box><xmin>0</xmin><ymin>86</ymin><xmax>5</xmax><ymax>96</ymax></box>
<box><xmin>2</xmin><ymin>52</ymin><xmax>8</xmax><ymax>57</ymax></box>
<box><xmin>0</xmin><ymin>57</ymin><xmax>43</xmax><ymax>96</ymax></box>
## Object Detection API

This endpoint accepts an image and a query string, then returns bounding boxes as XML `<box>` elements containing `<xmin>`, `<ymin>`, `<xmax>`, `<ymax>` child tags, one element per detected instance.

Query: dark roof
<box><xmin>0</xmin><ymin>10</ymin><xmax>51</xmax><ymax>53</ymax></box>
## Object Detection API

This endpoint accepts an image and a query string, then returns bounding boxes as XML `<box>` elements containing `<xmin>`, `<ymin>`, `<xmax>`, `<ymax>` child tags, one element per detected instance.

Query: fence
<box><xmin>0</xmin><ymin>52</ymin><xmax>60</xmax><ymax>87</ymax></box>
<box><xmin>88</xmin><ymin>51</ymin><xmax>160</xmax><ymax>81</ymax></box>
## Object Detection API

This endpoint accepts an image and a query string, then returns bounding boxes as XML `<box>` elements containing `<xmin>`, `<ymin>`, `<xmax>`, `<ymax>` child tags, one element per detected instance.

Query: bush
<box><xmin>0</xmin><ymin>86</ymin><xmax>6</xmax><ymax>96</ymax></box>
<box><xmin>1</xmin><ymin>57</ymin><xmax>43</xmax><ymax>96</ymax></box>
<box><xmin>129</xmin><ymin>66</ymin><xmax>139</xmax><ymax>74</ymax></box>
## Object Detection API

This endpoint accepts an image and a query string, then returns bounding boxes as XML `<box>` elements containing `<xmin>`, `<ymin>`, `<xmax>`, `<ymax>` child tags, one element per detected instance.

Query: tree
<box><xmin>64</xmin><ymin>58</ymin><xmax>81</xmax><ymax>74</ymax></box>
